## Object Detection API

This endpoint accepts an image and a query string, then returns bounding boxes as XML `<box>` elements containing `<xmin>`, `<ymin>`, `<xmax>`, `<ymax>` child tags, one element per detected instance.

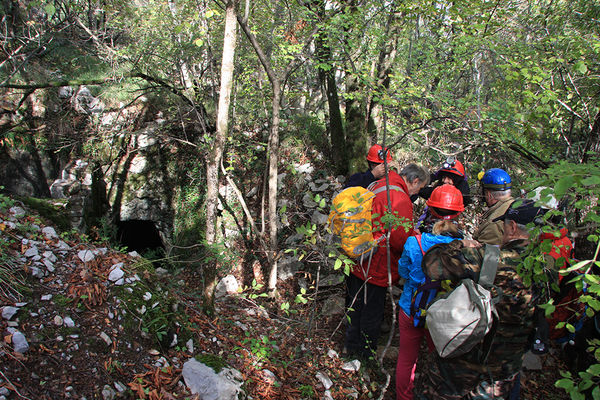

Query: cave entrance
<box><xmin>117</xmin><ymin>219</ymin><xmax>164</xmax><ymax>256</ymax></box>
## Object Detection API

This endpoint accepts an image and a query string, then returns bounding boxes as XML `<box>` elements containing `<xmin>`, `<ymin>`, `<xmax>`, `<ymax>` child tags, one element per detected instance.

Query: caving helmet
<box><xmin>366</xmin><ymin>144</ymin><xmax>393</xmax><ymax>164</ymax></box>
<box><xmin>439</xmin><ymin>156</ymin><xmax>465</xmax><ymax>178</ymax></box>
<box><xmin>426</xmin><ymin>184</ymin><xmax>465</xmax><ymax>220</ymax></box>
<box><xmin>480</xmin><ymin>168</ymin><xmax>512</xmax><ymax>191</ymax></box>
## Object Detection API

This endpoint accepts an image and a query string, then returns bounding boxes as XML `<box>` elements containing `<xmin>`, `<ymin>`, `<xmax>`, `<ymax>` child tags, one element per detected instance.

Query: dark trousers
<box><xmin>345</xmin><ymin>273</ymin><xmax>387</xmax><ymax>359</ymax></box>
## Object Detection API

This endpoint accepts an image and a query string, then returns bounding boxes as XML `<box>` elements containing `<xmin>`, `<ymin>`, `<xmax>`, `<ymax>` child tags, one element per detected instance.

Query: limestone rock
<box><xmin>182</xmin><ymin>359</ymin><xmax>243</xmax><ymax>400</ymax></box>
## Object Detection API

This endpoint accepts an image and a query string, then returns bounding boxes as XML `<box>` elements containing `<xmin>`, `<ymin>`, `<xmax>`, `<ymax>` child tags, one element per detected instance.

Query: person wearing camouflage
<box><xmin>415</xmin><ymin>200</ymin><xmax>546</xmax><ymax>400</ymax></box>
<box><xmin>473</xmin><ymin>168</ymin><xmax>514</xmax><ymax>246</ymax></box>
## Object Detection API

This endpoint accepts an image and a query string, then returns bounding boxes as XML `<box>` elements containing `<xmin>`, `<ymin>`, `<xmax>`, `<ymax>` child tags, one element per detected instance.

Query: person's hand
<box><xmin>462</xmin><ymin>239</ymin><xmax>482</xmax><ymax>248</ymax></box>
<box><xmin>371</xmin><ymin>163</ymin><xmax>386</xmax><ymax>179</ymax></box>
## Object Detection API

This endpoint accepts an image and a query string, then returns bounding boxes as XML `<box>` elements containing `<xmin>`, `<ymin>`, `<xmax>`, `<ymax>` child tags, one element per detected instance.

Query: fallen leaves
<box><xmin>67</xmin><ymin>282</ymin><xmax>107</xmax><ymax>308</ymax></box>
<box><xmin>128</xmin><ymin>366</ymin><xmax>181</xmax><ymax>400</ymax></box>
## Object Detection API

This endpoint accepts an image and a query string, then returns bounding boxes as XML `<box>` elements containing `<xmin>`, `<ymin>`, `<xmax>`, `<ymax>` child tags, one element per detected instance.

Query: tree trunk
<box><xmin>236</xmin><ymin>14</ymin><xmax>283</xmax><ymax>296</ymax></box>
<box><xmin>266</xmin><ymin>85</ymin><xmax>281</xmax><ymax>293</ymax></box>
<box><xmin>204</xmin><ymin>0</ymin><xmax>238</xmax><ymax>311</ymax></box>
<box><xmin>345</xmin><ymin>75</ymin><xmax>368</xmax><ymax>175</ymax></box>
<box><xmin>314</xmin><ymin>0</ymin><xmax>346</xmax><ymax>174</ymax></box>
<box><xmin>366</xmin><ymin>9</ymin><xmax>400</xmax><ymax>140</ymax></box>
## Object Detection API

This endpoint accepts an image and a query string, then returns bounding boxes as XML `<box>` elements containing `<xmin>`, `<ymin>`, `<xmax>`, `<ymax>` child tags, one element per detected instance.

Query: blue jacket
<box><xmin>397</xmin><ymin>233</ymin><xmax>460</xmax><ymax>316</ymax></box>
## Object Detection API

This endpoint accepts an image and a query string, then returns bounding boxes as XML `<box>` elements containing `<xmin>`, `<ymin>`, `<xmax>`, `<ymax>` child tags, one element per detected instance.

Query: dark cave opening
<box><xmin>117</xmin><ymin>219</ymin><xmax>164</xmax><ymax>256</ymax></box>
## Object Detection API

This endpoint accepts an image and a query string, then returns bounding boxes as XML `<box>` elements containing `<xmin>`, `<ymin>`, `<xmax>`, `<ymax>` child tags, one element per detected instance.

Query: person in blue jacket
<box><xmin>344</xmin><ymin>144</ymin><xmax>392</xmax><ymax>188</ymax></box>
<box><xmin>395</xmin><ymin>185</ymin><xmax>481</xmax><ymax>400</ymax></box>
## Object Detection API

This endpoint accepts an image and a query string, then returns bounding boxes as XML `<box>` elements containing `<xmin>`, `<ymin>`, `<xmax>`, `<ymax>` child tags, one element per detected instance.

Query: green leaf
<box><xmin>334</xmin><ymin>259</ymin><xmax>343</xmax><ymax>270</ymax></box>
<box><xmin>588</xmin><ymin>299</ymin><xmax>600</xmax><ymax>311</ymax></box>
<box><xmin>44</xmin><ymin>3</ymin><xmax>56</xmax><ymax>17</ymax></box>
<box><xmin>572</xmin><ymin>391</ymin><xmax>586</xmax><ymax>400</ymax></box>
<box><xmin>563</xmin><ymin>259</ymin><xmax>592</xmax><ymax>273</ymax></box>
<box><xmin>592</xmin><ymin>386</ymin><xmax>600</xmax><ymax>400</ymax></box>
<box><xmin>555</xmin><ymin>378</ymin><xmax>574</xmax><ymax>390</ymax></box>
<box><xmin>539</xmin><ymin>302</ymin><xmax>556</xmax><ymax>317</ymax></box>
<box><xmin>194</xmin><ymin>38</ymin><xmax>204</xmax><ymax>47</ymax></box>
<box><xmin>587</xmin><ymin>363</ymin><xmax>600</xmax><ymax>376</ymax></box>
<box><xmin>574</xmin><ymin>60</ymin><xmax>588</xmax><ymax>74</ymax></box>
<box><xmin>581</xmin><ymin>176</ymin><xmax>600</xmax><ymax>186</ymax></box>
<box><xmin>554</xmin><ymin>176</ymin><xmax>574</xmax><ymax>198</ymax></box>
<box><xmin>586</xmin><ymin>307</ymin><xmax>595</xmax><ymax>317</ymax></box>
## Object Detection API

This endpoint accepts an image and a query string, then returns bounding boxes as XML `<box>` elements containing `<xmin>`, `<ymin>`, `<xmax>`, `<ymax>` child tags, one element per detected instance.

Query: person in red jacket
<box><xmin>345</xmin><ymin>163</ymin><xmax>429</xmax><ymax>360</ymax></box>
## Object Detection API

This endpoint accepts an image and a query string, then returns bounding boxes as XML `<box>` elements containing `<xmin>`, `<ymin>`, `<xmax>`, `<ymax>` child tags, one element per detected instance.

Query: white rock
<box><xmin>309</xmin><ymin>182</ymin><xmax>329</xmax><ymax>192</ymax></box>
<box><xmin>30</xmin><ymin>266</ymin><xmax>43</xmax><ymax>278</ymax></box>
<box><xmin>327</xmin><ymin>349</ymin><xmax>339</xmax><ymax>359</ymax></box>
<box><xmin>2</xmin><ymin>306</ymin><xmax>18</xmax><ymax>320</ymax></box>
<box><xmin>42</xmin><ymin>227</ymin><xmax>58</xmax><ymax>239</ymax></box>
<box><xmin>302</xmin><ymin>193</ymin><xmax>318</xmax><ymax>208</ymax></box>
<box><xmin>114</xmin><ymin>382</ymin><xmax>126</xmax><ymax>393</ymax></box>
<box><xmin>186</xmin><ymin>339</ymin><xmax>194</xmax><ymax>353</ymax></box>
<box><xmin>260</xmin><ymin>369</ymin><xmax>277</xmax><ymax>384</ymax></box>
<box><xmin>316</xmin><ymin>371</ymin><xmax>333</xmax><ymax>390</ymax></box>
<box><xmin>182</xmin><ymin>359</ymin><xmax>243</xmax><ymax>400</ymax></box>
<box><xmin>43</xmin><ymin>259</ymin><xmax>55</xmax><ymax>272</ymax></box>
<box><xmin>54</xmin><ymin>316</ymin><xmax>63</xmax><ymax>326</ymax></box>
<box><xmin>215</xmin><ymin>275</ymin><xmax>239</xmax><ymax>299</ymax></box>
<box><xmin>101</xmin><ymin>385</ymin><xmax>116</xmax><ymax>400</ymax></box>
<box><xmin>41</xmin><ymin>294</ymin><xmax>52</xmax><ymax>301</ymax></box>
<box><xmin>295</xmin><ymin>163</ymin><xmax>314</xmax><ymax>175</ymax></box>
<box><xmin>24</xmin><ymin>246</ymin><xmax>39</xmax><ymax>258</ymax></box>
<box><xmin>99</xmin><ymin>332</ymin><xmax>113</xmax><ymax>346</ymax></box>
<box><xmin>56</xmin><ymin>241</ymin><xmax>71</xmax><ymax>250</ymax></box>
<box><xmin>311</xmin><ymin>211</ymin><xmax>329</xmax><ymax>225</ymax></box>
<box><xmin>78</xmin><ymin>250</ymin><xmax>95</xmax><ymax>262</ymax></box>
<box><xmin>11</xmin><ymin>330</ymin><xmax>29</xmax><ymax>353</ymax></box>
<box><xmin>64</xmin><ymin>316</ymin><xmax>75</xmax><ymax>327</ymax></box>
<box><xmin>143</xmin><ymin>292</ymin><xmax>152</xmax><ymax>301</ymax></box>
<box><xmin>9</xmin><ymin>206</ymin><xmax>25</xmax><ymax>218</ymax></box>
<box><xmin>43</xmin><ymin>251</ymin><xmax>58</xmax><ymax>263</ymax></box>
<box><xmin>108</xmin><ymin>264</ymin><xmax>125</xmax><ymax>282</ymax></box>
<box><xmin>342</xmin><ymin>359</ymin><xmax>361</xmax><ymax>372</ymax></box>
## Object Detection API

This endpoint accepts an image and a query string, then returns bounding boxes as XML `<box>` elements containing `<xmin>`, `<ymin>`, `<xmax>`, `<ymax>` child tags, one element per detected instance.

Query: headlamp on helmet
<box><xmin>367</xmin><ymin>144</ymin><xmax>393</xmax><ymax>164</ymax></box>
<box><xmin>439</xmin><ymin>157</ymin><xmax>465</xmax><ymax>178</ymax></box>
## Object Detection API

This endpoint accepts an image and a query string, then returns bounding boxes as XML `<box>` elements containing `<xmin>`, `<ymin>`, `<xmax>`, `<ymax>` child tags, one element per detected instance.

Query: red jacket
<box><xmin>540</xmin><ymin>228</ymin><xmax>573</xmax><ymax>281</ymax></box>
<box><xmin>351</xmin><ymin>171</ymin><xmax>414</xmax><ymax>287</ymax></box>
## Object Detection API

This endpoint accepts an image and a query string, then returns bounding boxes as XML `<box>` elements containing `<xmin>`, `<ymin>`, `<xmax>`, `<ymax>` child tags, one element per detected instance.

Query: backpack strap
<box><xmin>415</xmin><ymin>234</ymin><xmax>425</xmax><ymax>256</ymax></box>
<box><xmin>368</xmin><ymin>184</ymin><xmax>405</xmax><ymax>195</ymax></box>
<box><xmin>478</xmin><ymin>244</ymin><xmax>500</xmax><ymax>288</ymax></box>
<box><xmin>477</xmin><ymin>244</ymin><xmax>502</xmax><ymax>363</ymax></box>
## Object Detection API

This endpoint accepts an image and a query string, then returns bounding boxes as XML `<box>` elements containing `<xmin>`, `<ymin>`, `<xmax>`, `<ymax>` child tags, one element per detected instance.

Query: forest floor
<box><xmin>0</xmin><ymin>202</ymin><xmax>572</xmax><ymax>400</ymax></box>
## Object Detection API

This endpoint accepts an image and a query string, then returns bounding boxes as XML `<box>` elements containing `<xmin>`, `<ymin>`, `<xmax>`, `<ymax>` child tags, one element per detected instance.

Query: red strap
<box><xmin>415</xmin><ymin>234</ymin><xmax>425</xmax><ymax>255</ymax></box>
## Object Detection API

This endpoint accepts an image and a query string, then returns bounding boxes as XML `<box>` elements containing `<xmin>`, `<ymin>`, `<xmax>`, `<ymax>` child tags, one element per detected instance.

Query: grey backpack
<box><xmin>426</xmin><ymin>244</ymin><xmax>501</xmax><ymax>358</ymax></box>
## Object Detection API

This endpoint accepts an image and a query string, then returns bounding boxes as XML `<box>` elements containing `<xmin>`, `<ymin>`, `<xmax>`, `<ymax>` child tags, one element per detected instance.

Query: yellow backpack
<box><xmin>328</xmin><ymin>184</ymin><xmax>403</xmax><ymax>259</ymax></box>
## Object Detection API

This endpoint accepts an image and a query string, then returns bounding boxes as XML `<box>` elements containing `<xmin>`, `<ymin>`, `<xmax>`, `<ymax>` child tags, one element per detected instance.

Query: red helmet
<box><xmin>426</xmin><ymin>184</ymin><xmax>465</xmax><ymax>220</ymax></box>
<box><xmin>439</xmin><ymin>157</ymin><xmax>465</xmax><ymax>178</ymax></box>
<box><xmin>366</xmin><ymin>144</ymin><xmax>393</xmax><ymax>163</ymax></box>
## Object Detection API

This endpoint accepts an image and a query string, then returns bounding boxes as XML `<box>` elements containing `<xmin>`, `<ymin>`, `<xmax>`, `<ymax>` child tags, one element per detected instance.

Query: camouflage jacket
<box><xmin>415</xmin><ymin>239</ymin><xmax>535</xmax><ymax>400</ymax></box>
<box><xmin>473</xmin><ymin>197</ymin><xmax>514</xmax><ymax>246</ymax></box>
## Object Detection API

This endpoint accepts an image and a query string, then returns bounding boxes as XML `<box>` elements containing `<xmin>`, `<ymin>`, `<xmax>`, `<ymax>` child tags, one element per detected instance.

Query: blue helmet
<box><xmin>480</xmin><ymin>168</ymin><xmax>511</xmax><ymax>190</ymax></box>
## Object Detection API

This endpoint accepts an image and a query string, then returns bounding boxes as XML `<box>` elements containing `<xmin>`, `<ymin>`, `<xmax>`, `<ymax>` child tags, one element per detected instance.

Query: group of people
<box><xmin>341</xmin><ymin>145</ymin><xmax>572</xmax><ymax>400</ymax></box>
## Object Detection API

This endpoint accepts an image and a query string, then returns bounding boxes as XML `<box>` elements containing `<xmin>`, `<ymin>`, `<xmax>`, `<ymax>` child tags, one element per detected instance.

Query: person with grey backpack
<box><xmin>415</xmin><ymin>200</ymin><xmax>548</xmax><ymax>400</ymax></box>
